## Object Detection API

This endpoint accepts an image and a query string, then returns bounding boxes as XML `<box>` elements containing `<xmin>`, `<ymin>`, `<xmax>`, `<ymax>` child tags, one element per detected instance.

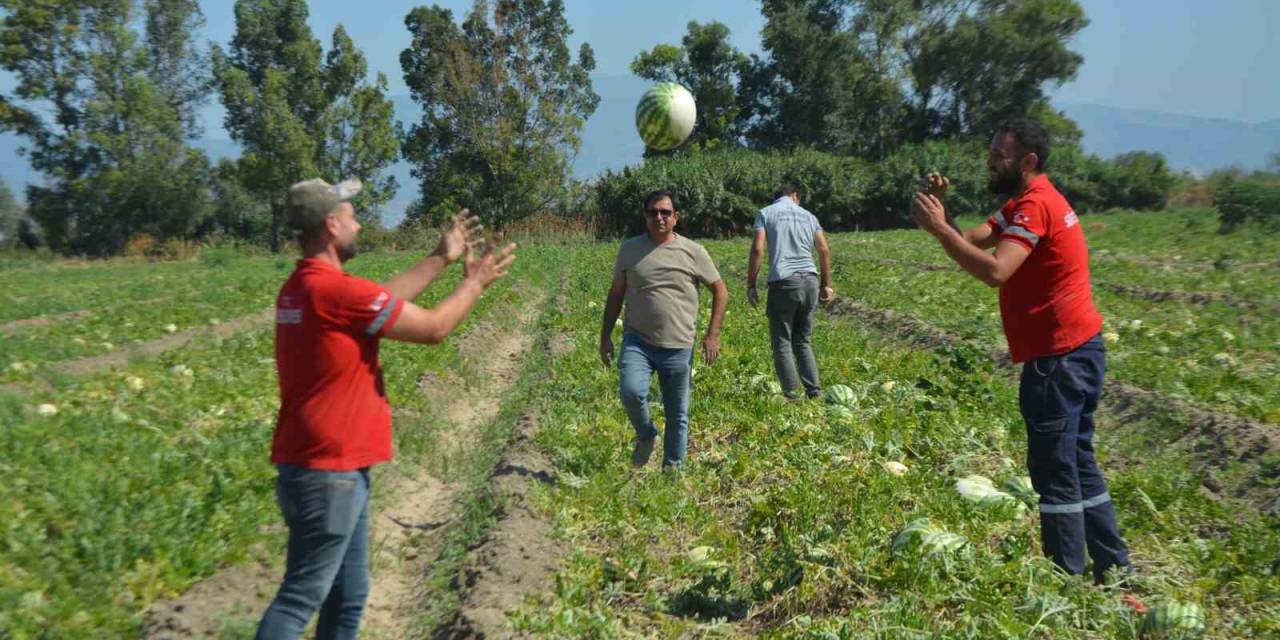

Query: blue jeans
<box><xmin>767</xmin><ymin>272</ymin><xmax>821</xmax><ymax>398</ymax></box>
<box><xmin>256</xmin><ymin>465</ymin><xmax>371</xmax><ymax>640</ymax></box>
<box><xmin>618</xmin><ymin>331</ymin><xmax>692</xmax><ymax>467</ymax></box>
<box><xmin>1019</xmin><ymin>334</ymin><xmax>1130</xmax><ymax>581</ymax></box>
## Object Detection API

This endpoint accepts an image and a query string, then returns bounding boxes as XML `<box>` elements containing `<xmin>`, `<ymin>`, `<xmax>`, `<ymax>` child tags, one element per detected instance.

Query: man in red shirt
<box><xmin>910</xmin><ymin>120</ymin><xmax>1133</xmax><ymax>586</ymax></box>
<box><xmin>257</xmin><ymin>178</ymin><xmax>515</xmax><ymax>639</ymax></box>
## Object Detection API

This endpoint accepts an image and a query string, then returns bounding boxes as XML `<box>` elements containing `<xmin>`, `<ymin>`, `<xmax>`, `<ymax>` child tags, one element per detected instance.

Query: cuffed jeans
<box><xmin>618</xmin><ymin>331</ymin><xmax>692</xmax><ymax>467</ymax></box>
<box><xmin>1020</xmin><ymin>334</ymin><xmax>1130</xmax><ymax>581</ymax></box>
<box><xmin>256</xmin><ymin>464</ymin><xmax>371</xmax><ymax>640</ymax></box>
<box><xmin>767</xmin><ymin>272</ymin><xmax>821</xmax><ymax>398</ymax></box>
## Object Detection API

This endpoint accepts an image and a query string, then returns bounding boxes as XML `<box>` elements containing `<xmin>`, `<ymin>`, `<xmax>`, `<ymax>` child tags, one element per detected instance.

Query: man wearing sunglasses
<box><xmin>600</xmin><ymin>190</ymin><xmax>729</xmax><ymax>471</ymax></box>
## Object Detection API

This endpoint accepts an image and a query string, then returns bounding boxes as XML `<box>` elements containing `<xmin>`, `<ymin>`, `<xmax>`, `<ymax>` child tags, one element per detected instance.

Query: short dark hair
<box><xmin>996</xmin><ymin>119</ymin><xmax>1050</xmax><ymax>171</ymax></box>
<box><xmin>774</xmin><ymin>182</ymin><xmax>799</xmax><ymax>199</ymax></box>
<box><xmin>644</xmin><ymin>189</ymin><xmax>678</xmax><ymax>211</ymax></box>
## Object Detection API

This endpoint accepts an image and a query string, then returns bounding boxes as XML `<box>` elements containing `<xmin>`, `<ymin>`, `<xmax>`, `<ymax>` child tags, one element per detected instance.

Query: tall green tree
<box><xmin>631</xmin><ymin>21</ymin><xmax>748</xmax><ymax>154</ymax></box>
<box><xmin>739</xmin><ymin>0</ymin><xmax>851</xmax><ymax>150</ymax></box>
<box><xmin>0</xmin><ymin>0</ymin><xmax>213</xmax><ymax>255</ymax></box>
<box><xmin>905</xmin><ymin>0</ymin><xmax>1088</xmax><ymax>139</ymax></box>
<box><xmin>317</xmin><ymin>26</ymin><xmax>401</xmax><ymax>223</ymax></box>
<box><xmin>400</xmin><ymin>0</ymin><xmax>599</xmax><ymax>227</ymax></box>
<box><xmin>213</xmin><ymin>0</ymin><xmax>399</xmax><ymax>247</ymax></box>
<box><xmin>144</xmin><ymin>0</ymin><xmax>211</xmax><ymax>135</ymax></box>
<box><xmin>734</xmin><ymin>0</ymin><xmax>1087</xmax><ymax>154</ymax></box>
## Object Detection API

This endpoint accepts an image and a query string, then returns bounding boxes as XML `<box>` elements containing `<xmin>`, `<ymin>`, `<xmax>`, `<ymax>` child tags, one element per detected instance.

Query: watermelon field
<box><xmin>2</xmin><ymin>208</ymin><xmax>1278</xmax><ymax>638</ymax></box>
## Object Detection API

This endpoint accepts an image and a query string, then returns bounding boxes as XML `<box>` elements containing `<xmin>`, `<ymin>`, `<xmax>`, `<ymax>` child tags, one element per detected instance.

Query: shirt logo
<box><xmin>369</xmin><ymin>291</ymin><xmax>389</xmax><ymax>312</ymax></box>
<box><xmin>1064</xmin><ymin>210</ymin><xmax>1079</xmax><ymax>228</ymax></box>
<box><xmin>1012</xmin><ymin>211</ymin><xmax>1031</xmax><ymax>226</ymax></box>
<box><xmin>276</xmin><ymin>308</ymin><xmax>302</xmax><ymax>324</ymax></box>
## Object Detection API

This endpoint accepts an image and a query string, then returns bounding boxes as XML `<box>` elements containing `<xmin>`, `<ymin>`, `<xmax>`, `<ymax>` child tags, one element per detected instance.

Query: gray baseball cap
<box><xmin>286</xmin><ymin>178</ymin><xmax>363</xmax><ymax>231</ymax></box>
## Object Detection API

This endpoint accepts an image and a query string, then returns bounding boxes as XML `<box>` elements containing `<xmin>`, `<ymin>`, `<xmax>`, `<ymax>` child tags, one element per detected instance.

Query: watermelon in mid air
<box><xmin>635</xmin><ymin>82</ymin><xmax>696</xmax><ymax>151</ymax></box>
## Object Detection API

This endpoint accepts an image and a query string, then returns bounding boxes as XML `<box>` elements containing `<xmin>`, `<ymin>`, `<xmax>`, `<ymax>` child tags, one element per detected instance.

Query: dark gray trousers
<box><xmin>767</xmin><ymin>272</ymin><xmax>821</xmax><ymax>398</ymax></box>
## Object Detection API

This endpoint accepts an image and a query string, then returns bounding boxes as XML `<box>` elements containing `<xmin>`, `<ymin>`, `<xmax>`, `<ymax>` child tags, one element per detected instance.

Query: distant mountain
<box><xmin>4</xmin><ymin>79</ymin><xmax>1276</xmax><ymax>226</ymax></box>
<box><xmin>1059</xmin><ymin>103</ymin><xmax>1280</xmax><ymax>175</ymax></box>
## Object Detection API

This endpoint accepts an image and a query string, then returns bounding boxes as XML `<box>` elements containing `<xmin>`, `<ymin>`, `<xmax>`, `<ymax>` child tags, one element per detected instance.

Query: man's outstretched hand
<box><xmin>436</xmin><ymin>209</ymin><xmax>484</xmax><ymax>263</ymax></box>
<box><xmin>464</xmin><ymin>233</ymin><xmax>517</xmax><ymax>288</ymax></box>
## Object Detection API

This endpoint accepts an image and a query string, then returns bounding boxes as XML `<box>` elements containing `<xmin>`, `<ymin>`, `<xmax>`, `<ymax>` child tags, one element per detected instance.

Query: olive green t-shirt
<box><xmin>613</xmin><ymin>234</ymin><xmax>721</xmax><ymax>348</ymax></box>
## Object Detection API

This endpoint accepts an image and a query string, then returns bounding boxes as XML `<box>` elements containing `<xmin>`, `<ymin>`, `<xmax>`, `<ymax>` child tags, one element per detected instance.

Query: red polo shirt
<box><xmin>987</xmin><ymin>174</ymin><xmax>1103</xmax><ymax>363</ymax></box>
<box><xmin>272</xmin><ymin>258</ymin><xmax>405</xmax><ymax>471</ymax></box>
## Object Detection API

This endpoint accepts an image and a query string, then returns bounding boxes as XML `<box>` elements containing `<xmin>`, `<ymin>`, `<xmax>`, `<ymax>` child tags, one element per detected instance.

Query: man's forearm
<box><xmin>425</xmin><ymin>277</ymin><xmax>485</xmax><ymax>341</ymax></box>
<box><xmin>932</xmin><ymin>227</ymin><xmax>1001</xmax><ymax>286</ymax></box>
<box><xmin>706</xmin><ymin>285</ymin><xmax>728</xmax><ymax>336</ymax></box>
<box><xmin>818</xmin><ymin>246</ymin><xmax>832</xmax><ymax>288</ymax></box>
<box><xmin>600</xmin><ymin>294</ymin><xmax>624</xmax><ymax>342</ymax></box>
<box><xmin>747</xmin><ymin>248</ymin><xmax>763</xmax><ymax>287</ymax></box>
<box><xmin>384</xmin><ymin>251</ymin><xmax>450</xmax><ymax>301</ymax></box>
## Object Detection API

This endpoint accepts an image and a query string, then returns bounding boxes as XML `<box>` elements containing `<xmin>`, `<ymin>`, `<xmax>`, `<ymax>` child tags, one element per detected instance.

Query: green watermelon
<box><xmin>825</xmin><ymin>404</ymin><xmax>854</xmax><ymax>421</ymax></box>
<box><xmin>635</xmin><ymin>82</ymin><xmax>696</xmax><ymax>151</ymax></box>
<box><xmin>1140</xmin><ymin>601</ymin><xmax>1205</xmax><ymax>638</ymax></box>
<box><xmin>824</xmin><ymin>384</ymin><xmax>857</xmax><ymax>407</ymax></box>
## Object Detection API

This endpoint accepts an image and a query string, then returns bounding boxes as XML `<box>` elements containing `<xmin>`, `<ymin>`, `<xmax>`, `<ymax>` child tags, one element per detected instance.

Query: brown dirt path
<box><xmin>432</xmin><ymin>323</ymin><xmax>576</xmax><ymax>639</ymax></box>
<box><xmin>361</xmin><ymin>295</ymin><xmax>545</xmax><ymax>640</ymax></box>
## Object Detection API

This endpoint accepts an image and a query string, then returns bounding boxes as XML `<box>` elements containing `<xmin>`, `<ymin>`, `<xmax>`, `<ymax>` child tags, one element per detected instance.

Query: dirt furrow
<box><xmin>433</xmin><ymin>410</ymin><xmax>561</xmax><ymax>639</ymax></box>
<box><xmin>0</xmin><ymin>309</ymin><xmax>93</xmax><ymax>335</ymax></box>
<box><xmin>432</xmin><ymin>281</ymin><xmax>575</xmax><ymax>639</ymax></box>
<box><xmin>361</xmin><ymin>295</ymin><xmax>545</xmax><ymax>639</ymax></box>
<box><xmin>51</xmin><ymin>308</ymin><xmax>275</xmax><ymax>377</ymax></box>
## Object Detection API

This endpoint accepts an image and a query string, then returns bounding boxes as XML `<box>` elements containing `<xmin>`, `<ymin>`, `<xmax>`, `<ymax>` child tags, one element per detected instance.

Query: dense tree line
<box><xmin>0</xmin><ymin>0</ymin><xmax>1197</xmax><ymax>254</ymax></box>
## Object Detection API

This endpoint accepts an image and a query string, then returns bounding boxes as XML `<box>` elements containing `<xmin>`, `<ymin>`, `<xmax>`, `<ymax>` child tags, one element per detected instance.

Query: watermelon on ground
<box><xmin>892</xmin><ymin>518</ymin><xmax>966</xmax><ymax>557</ymax></box>
<box><xmin>825</xmin><ymin>384</ymin><xmax>857</xmax><ymax>407</ymax></box>
<box><xmin>1140</xmin><ymin>601</ymin><xmax>1206</xmax><ymax>639</ymax></box>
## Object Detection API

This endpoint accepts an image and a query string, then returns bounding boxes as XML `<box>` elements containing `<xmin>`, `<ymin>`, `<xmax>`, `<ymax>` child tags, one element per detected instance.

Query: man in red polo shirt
<box><xmin>910</xmin><ymin>119</ymin><xmax>1133</xmax><ymax>586</ymax></box>
<box><xmin>256</xmin><ymin>178</ymin><xmax>515</xmax><ymax>639</ymax></box>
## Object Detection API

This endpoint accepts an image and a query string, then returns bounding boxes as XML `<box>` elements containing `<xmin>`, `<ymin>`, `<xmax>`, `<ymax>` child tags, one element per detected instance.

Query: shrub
<box><xmin>592</xmin><ymin>148</ymin><xmax>873</xmax><ymax>237</ymax></box>
<box><xmin>1216</xmin><ymin>175</ymin><xmax>1280</xmax><ymax>232</ymax></box>
<box><xmin>864</xmin><ymin>139</ymin><xmax>994</xmax><ymax>227</ymax></box>
<box><xmin>1097</xmin><ymin>151</ymin><xmax>1178</xmax><ymax>210</ymax></box>
<box><xmin>588</xmin><ymin>140</ymin><xmax>1180</xmax><ymax>238</ymax></box>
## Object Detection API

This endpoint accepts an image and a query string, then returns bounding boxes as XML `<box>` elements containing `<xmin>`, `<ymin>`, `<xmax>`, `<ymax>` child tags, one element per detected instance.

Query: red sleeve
<box><xmin>996</xmin><ymin>197</ymin><xmax>1047</xmax><ymax>252</ymax></box>
<box><xmin>330</xmin><ymin>276</ymin><xmax>405</xmax><ymax>337</ymax></box>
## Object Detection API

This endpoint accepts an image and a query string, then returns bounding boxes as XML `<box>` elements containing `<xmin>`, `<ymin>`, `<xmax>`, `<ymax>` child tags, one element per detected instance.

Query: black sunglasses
<box><xmin>645</xmin><ymin>208</ymin><xmax>675</xmax><ymax>218</ymax></box>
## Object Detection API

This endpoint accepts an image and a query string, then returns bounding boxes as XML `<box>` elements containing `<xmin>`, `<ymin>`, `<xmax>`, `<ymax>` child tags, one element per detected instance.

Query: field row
<box><xmin>515</xmin><ymin>243</ymin><xmax>1279</xmax><ymax>638</ymax></box>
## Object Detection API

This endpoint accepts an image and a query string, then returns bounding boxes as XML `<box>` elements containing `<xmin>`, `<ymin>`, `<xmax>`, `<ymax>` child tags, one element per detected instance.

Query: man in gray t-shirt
<box><xmin>747</xmin><ymin>183</ymin><xmax>833</xmax><ymax>399</ymax></box>
<box><xmin>601</xmin><ymin>190</ymin><xmax>729</xmax><ymax>470</ymax></box>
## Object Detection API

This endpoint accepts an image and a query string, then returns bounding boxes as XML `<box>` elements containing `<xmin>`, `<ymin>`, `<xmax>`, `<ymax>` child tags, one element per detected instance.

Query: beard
<box><xmin>987</xmin><ymin>166</ymin><xmax>1023</xmax><ymax>196</ymax></box>
<box><xmin>337</xmin><ymin>240</ymin><xmax>359</xmax><ymax>262</ymax></box>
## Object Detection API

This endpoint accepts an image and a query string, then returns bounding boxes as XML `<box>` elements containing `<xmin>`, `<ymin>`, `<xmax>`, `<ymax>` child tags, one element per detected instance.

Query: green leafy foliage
<box><xmin>593</xmin><ymin>148</ymin><xmax>871</xmax><ymax>237</ymax></box>
<box><xmin>399</xmin><ymin>0</ymin><xmax>599</xmax><ymax>228</ymax></box>
<box><xmin>212</xmin><ymin>0</ymin><xmax>399</xmax><ymax>249</ymax></box>
<box><xmin>1215</xmin><ymin>175</ymin><xmax>1280</xmax><ymax>232</ymax></box>
<box><xmin>0</xmin><ymin>0</ymin><xmax>214</xmax><ymax>256</ymax></box>
<box><xmin>592</xmin><ymin>142</ymin><xmax>1180</xmax><ymax>238</ymax></box>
